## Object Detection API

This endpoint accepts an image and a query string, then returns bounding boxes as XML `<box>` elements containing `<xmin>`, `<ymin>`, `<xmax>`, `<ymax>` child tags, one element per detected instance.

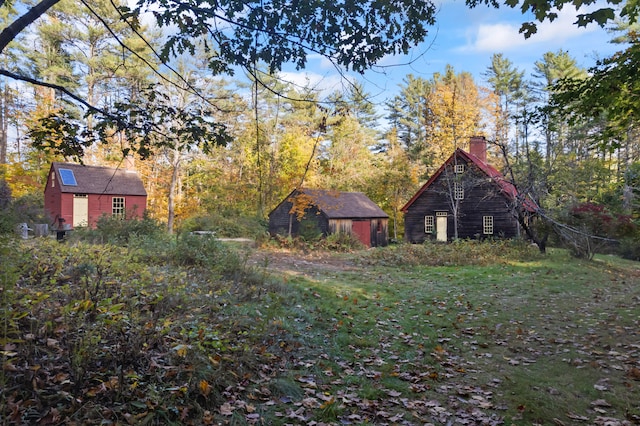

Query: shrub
<box><xmin>177</xmin><ymin>213</ymin><xmax>266</xmax><ymax>238</ymax></box>
<box><xmin>618</xmin><ymin>236</ymin><xmax>640</xmax><ymax>260</ymax></box>
<box><xmin>0</xmin><ymin>178</ymin><xmax>10</xmax><ymax>210</ymax></box>
<box><xmin>0</xmin><ymin>187</ymin><xmax>48</xmax><ymax>236</ymax></box>
<box><xmin>172</xmin><ymin>233</ymin><xmax>243</xmax><ymax>276</ymax></box>
<box><xmin>361</xmin><ymin>238</ymin><xmax>541</xmax><ymax>267</ymax></box>
<box><xmin>72</xmin><ymin>213</ymin><xmax>165</xmax><ymax>245</ymax></box>
<box><xmin>324</xmin><ymin>232</ymin><xmax>365</xmax><ymax>252</ymax></box>
<box><xmin>562</xmin><ymin>202</ymin><xmax>639</xmax><ymax>258</ymax></box>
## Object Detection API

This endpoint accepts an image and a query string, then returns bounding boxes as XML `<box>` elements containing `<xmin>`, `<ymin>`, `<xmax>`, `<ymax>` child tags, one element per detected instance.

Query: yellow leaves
<box><xmin>288</xmin><ymin>192</ymin><xmax>316</xmax><ymax>220</ymax></box>
<box><xmin>319</xmin><ymin>396</ymin><xmax>335</xmax><ymax>409</ymax></box>
<box><xmin>172</xmin><ymin>344</ymin><xmax>189</xmax><ymax>357</ymax></box>
<box><xmin>199</xmin><ymin>379</ymin><xmax>211</xmax><ymax>396</ymax></box>
<box><xmin>74</xmin><ymin>299</ymin><xmax>95</xmax><ymax>312</ymax></box>
<box><xmin>434</xmin><ymin>345</ymin><xmax>446</xmax><ymax>354</ymax></box>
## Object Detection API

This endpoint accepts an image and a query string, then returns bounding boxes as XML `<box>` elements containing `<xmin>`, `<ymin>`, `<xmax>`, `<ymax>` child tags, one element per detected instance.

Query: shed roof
<box><xmin>272</xmin><ymin>188</ymin><xmax>388</xmax><ymax>219</ymax></box>
<box><xmin>401</xmin><ymin>148</ymin><xmax>538</xmax><ymax>213</ymax></box>
<box><xmin>49</xmin><ymin>162</ymin><xmax>147</xmax><ymax>196</ymax></box>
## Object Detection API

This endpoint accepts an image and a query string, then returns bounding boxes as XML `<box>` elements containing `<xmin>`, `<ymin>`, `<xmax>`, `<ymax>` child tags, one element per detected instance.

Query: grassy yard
<box><xmin>1</xmin><ymin>237</ymin><xmax>639</xmax><ymax>425</ymax></box>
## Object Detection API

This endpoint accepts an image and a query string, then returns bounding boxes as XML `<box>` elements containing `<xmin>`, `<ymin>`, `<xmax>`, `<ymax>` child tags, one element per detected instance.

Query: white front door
<box><xmin>73</xmin><ymin>195</ymin><xmax>89</xmax><ymax>227</ymax></box>
<box><xmin>436</xmin><ymin>214</ymin><xmax>447</xmax><ymax>242</ymax></box>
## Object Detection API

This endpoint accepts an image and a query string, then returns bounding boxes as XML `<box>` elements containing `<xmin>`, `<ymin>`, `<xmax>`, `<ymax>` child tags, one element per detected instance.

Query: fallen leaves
<box><xmin>4</xmin><ymin>242</ymin><xmax>640</xmax><ymax>426</ymax></box>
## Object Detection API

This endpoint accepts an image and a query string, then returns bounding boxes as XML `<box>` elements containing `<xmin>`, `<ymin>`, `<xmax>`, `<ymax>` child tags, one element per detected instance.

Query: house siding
<box><xmin>404</xmin><ymin>160</ymin><xmax>520</xmax><ymax>243</ymax></box>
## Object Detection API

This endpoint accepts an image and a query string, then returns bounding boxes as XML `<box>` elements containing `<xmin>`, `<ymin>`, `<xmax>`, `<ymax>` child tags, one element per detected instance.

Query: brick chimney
<box><xmin>469</xmin><ymin>136</ymin><xmax>487</xmax><ymax>163</ymax></box>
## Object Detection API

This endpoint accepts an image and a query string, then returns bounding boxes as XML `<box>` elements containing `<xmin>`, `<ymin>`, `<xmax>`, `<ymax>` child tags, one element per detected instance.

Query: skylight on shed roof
<box><xmin>58</xmin><ymin>168</ymin><xmax>77</xmax><ymax>186</ymax></box>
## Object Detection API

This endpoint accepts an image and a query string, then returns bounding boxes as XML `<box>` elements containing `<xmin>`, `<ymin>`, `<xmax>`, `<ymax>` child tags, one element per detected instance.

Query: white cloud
<box><xmin>278</xmin><ymin>71</ymin><xmax>352</xmax><ymax>97</ymax></box>
<box><xmin>460</xmin><ymin>7</ymin><xmax>600</xmax><ymax>54</ymax></box>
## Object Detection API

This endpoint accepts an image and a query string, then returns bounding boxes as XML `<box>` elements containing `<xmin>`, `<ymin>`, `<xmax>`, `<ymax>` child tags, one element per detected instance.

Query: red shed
<box><xmin>44</xmin><ymin>162</ymin><xmax>147</xmax><ymax>229</ymax></box>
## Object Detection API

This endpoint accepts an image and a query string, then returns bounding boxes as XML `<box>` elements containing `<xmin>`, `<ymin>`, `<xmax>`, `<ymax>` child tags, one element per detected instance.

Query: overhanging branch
<box><xmin>0</xmin><ymin>68</ymin><xmax>111</xmax><ymax>117</ymax></box>
<box><xmin>0</xmin><ymin>0</ymin><xmax>61</xmax><ymax>54</ymax></box>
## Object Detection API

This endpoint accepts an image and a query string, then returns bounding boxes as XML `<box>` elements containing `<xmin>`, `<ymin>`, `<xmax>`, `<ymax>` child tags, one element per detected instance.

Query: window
<box><xmin>454</xmin><ymin>164</ymin><xmax>464</xmax><ymax>174</ymax></box>
<box><xmin>58</xmin><ymin>168</ymin><xmax>77</xmax><ymax>186</ymax></box>
<box><xmin>483</xmin><ymin>216</ymin><xmax>494</xmax><ymax>235</ymax></box>
<box><xmin>424</xmin><ymin>216</ymin><xmax>434</xmax><ymax>233</ymax></box>
<box><xmin>112</xmin><ymin>197</ymin><xmax>125</xmax><ymax>218</ymax></box>
<box><xmin>454</xmin><ymin>182</ymin><xmax>464</xmax><ymax>200</ymax></box>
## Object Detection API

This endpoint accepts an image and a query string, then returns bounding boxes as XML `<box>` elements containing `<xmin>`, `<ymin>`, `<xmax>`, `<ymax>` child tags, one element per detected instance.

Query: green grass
<box><xmin>1</xmin><ymin>239</ymin><xmax>639</xmax><ymax>425</ymax></box>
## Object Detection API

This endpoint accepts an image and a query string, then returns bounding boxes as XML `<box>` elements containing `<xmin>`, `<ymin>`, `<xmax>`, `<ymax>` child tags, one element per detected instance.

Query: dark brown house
<box><xmin>44</xmin><ymin>162</ymin><xmax>147</xmax><ymax>229</ymax></box>
<box><xmin>268</xmin><ymin>188</ymin><xmax>389</xmax><ymax>247</ymax></box>
<box><xmin>402</xmin><ymin>136</ymin><xmax>537</xmax><ymax>243</ymax></box>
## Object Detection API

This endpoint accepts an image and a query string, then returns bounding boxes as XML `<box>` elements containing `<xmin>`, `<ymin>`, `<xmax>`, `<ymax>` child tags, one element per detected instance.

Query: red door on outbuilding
<box><xmin>351</xmin><ymin>220</ymin><xmax>371</xmax><ymax>247</ymax></box>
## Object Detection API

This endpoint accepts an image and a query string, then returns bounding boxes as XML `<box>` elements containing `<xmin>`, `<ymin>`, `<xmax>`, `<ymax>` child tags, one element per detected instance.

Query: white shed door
<box><xmin>73</xmin><ymin>195</ymin><xmax>88</xmax><ymax>227</ymax></box>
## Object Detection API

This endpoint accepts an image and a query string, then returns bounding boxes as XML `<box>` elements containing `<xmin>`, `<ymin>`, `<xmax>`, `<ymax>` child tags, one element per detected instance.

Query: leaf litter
<box><xmin>2</xmin><ymin>245</ymin><xmax>639</xmax><ymax>424</ymax></box>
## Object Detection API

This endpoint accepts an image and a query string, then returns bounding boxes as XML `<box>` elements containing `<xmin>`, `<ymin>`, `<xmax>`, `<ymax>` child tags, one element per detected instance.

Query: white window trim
<box><xmin>112</xmin><ymin>197</ymin><xmax>125</xmax><ymax>218</ymax></box>
<box><xmin>424</xmin><ymin>216</ymin><xmax>434</xmax><ymax>233</ymax></box>
<box><xmin>483</xmin><ymin>216</ymin><xmax>494</xmax><ymax>235</ymax></box>
<box><xmin>454</xmin><ymin>182</ymin><xmax>464</xmax><ymax>200</ymax></box>
<box><xmin>454</xmin><ymin>164</ymin><xmax>464</xmax><ymax>174</ymax></box>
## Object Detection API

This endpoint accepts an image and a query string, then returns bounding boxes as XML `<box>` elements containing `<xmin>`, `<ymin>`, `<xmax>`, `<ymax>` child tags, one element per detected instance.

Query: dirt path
<box><xmin>246</xmin><ymin>249</ymin><xmax>361</xmax><ymax>276</ymax></box>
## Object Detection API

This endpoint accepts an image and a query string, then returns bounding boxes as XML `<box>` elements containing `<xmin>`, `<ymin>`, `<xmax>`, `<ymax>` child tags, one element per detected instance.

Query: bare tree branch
<box><xmin>0</xmin><ymin>69</ymin><xmax>111</xmax><ymax>117</ymax></box>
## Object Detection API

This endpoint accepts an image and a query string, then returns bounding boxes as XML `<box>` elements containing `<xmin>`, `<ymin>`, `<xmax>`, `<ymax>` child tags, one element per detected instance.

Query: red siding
<box><xmin>44</xmin><ymin>171</ymin><xmax>62</xmax><ymax>224</ymax></box>
<box><xmin>45</xmin><ymin>181</ymin><xmax>147</xmax><ymax>228</ymax></box>
<box><xmin>85</xmin><ymin>194</ymin><xmax>147</xmax><ymax>227</ymax></box>
<box><xmin>60</xmin><ymin>194</ymin><xmax>74</xmax><ymax>227</ymax></box>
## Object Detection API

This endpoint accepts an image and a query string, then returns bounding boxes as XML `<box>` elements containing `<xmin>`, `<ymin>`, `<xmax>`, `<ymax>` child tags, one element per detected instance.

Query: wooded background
<box><xmin>0</xmin><ymin>0</ymin><xmax>638</xmax><ymax>249</ymax></box>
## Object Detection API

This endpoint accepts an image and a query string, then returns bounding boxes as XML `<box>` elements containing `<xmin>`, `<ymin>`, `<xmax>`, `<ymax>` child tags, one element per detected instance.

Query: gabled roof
<box><xmin>48</xmin><ymin>162</ymin><xmax>147</xmax><ymax>196</ymax></box>
<box><xmin>271</xmin><ymin>188</ymin><xmax>389</xmax><ymax>219</ymax></box>
<box><xmin>401</xmin><ymin>148</ymin><xmax>537</xmax><ymax>212</ymax></box>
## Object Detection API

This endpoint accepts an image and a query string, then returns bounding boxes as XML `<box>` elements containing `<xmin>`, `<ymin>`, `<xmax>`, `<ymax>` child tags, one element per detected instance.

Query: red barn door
<box><xmin>351</xmin><ymin>220</ymin><xmax>371</xmax><ymax>247</ymax></box>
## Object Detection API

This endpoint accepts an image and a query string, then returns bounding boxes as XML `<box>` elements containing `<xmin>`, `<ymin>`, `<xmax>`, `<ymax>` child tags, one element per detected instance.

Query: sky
<box><xmin>278</xmin><ymin>0</ymin><xmax>624</xmax><ymax>107</ymax></box>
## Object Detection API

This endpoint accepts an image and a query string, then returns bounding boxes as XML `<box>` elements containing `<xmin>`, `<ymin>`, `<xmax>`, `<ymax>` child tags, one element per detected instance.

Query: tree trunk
<box><xmin>167</xmin><ymin>152</ymin><xmax>181</xmax><ymax>234</ymax></box>
<box><xmin>0</xmin><ymin>82</ymin><xmax>7</xmax><ymax>164</ymax></box>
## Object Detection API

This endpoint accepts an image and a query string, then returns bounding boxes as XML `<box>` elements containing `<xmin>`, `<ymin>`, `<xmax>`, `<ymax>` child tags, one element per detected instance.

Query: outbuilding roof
<box><xmin>271</xmin><ymin>188</ymin><xmax>389</xmax><ymax>219</ymax></box>
<box><xmin>49</xmin><ymin>162</ymin><xmax>147</xmax><ymax>196</ymax></box>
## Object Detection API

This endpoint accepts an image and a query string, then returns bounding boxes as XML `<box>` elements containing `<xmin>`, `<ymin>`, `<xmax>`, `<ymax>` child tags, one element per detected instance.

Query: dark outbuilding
<box><xmin>268</xmin><ymin>188</ymin><xmax>389</xmax><ymax>247</ymax></box>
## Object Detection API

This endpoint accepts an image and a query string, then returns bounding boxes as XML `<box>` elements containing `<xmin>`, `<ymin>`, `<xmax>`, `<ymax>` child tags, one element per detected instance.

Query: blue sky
<box><xmin>279</xmin><ymin>0</ymin><xmax>624</xmax><ymax>107</ymax></box>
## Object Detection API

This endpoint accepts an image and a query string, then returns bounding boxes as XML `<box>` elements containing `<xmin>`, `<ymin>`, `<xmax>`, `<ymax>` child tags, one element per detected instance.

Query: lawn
<box><xmin>1</xmin><ymin>237</ymin><xmax>639</xmax><ymax>425</ymax></box>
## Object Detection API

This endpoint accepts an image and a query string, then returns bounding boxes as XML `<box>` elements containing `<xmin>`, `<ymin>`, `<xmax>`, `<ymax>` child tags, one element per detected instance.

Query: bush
<box><xmin>324</xmin><ymin>232</ymin><xmax>365</xmax><ymax>252</ymax></box>
<box><xmin>0</xmin><ymin>178</ymin><xmax>10</xmax><ymax>210</ymax></box>
<box><xmin>561</xmin><ymin>202</ymin><xmax>639</xmax><ymax>259</ymax></box>
<box><xmin>177</xmin><ymin>213</ymin><xmax>266</xmax><ymax>238</ymax></box>
<box><xmin>172</xmin><ymin>233</ymin><xmax>243</xmax><ymax>275</ymax></box>
<box><xmin>71</xmin><ymin>213</ymin><xmax>166</xmax><ymax>245</ymax></box>
<box><xmin>361</xmin><ymin>238</ymin><xmax>541</xmax><ymax>267</ymax></box>
<box><xmin>618</xmin><ymin>234</ymin><xmax>640</xmax><ymax>261</ymax></box>
<box><xmin>298</xmin><ymin>217</ymin><xmax>322</xmax><ymax>242</ymax></box>
<box><xmin>0</xmin><ymin>187</ymin><xmax>47</xmax><ymax>236</ymax></box>
<box><xmin>0</xmin><ymin>205</ymin><xmax>16</xmax><ymax>235</ymax></box>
